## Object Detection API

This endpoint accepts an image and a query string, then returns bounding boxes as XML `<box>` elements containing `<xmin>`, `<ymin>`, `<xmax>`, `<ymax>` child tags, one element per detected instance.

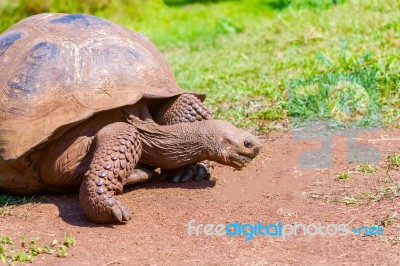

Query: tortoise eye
<box><xmin>244</xmin><ymin>140</ymin><xmax>253</xmax><ymax>148</ymax></box>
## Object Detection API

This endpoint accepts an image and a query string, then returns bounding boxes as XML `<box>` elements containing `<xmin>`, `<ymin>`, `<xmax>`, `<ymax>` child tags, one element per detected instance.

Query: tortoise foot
<box><xmin>159</xmin><ymin>161</ymin><xmax>214</xmax><ymax>183</ymax></box>
<box><xmin>79</xmin><ymin>183</ymin><xmax>132</xmax><ymax>223</ymax></box>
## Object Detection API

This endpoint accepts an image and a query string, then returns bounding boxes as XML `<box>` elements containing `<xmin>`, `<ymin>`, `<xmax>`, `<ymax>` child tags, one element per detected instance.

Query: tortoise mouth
<box><xmin>230</xmin><ymin>153</ymin><xmax>254</xmax><ymax>170</ymax></box>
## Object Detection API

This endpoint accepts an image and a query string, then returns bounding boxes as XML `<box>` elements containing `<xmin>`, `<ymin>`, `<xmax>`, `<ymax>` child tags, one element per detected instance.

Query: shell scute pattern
<box><xmin>7</xmin><ymin>41</ymin><xmax>60</xmax><ymax>95</ymax></box>
<box><xmin>50</xmin><ymin>14</ymin><xmax>109</xmax><ymax>27</ymax></box>
<box><xmin>0</xmin><ymin>32</ymin><xmax>22</xmax><ymax>57</ymax></box>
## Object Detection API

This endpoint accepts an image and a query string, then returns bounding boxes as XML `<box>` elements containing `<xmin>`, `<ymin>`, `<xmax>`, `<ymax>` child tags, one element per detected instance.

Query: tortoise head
<box><xmin>134</xmin><ymin>118</ymin><xmax>261</xmax><ymax>170</ymax></box>
<box><xmin>209</xmin><ymin>120</ymin><xmax>261</xmax><ymax>169</ymax></box>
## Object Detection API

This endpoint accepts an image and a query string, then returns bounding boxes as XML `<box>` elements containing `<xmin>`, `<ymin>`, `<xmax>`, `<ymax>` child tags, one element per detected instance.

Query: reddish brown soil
<box><xmin>1</xmin><ymin>129</ymin><xmax>400</xmax><ymax>265</ymax></box>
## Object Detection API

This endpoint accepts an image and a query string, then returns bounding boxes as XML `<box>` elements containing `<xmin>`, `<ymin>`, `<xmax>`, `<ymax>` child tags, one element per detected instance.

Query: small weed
<box><xmin>51</xmin><ymin>240</ymin><xmax>58</xmax><ymax>247</ymax></box>
<box><xmin>57</xmin><ymin>233</ymin><xmax>76</xmax><ymax>258</ymax></box>
<box><xmin>62</xmin><ymin>234</ymin><xmax>76</xmax><ymax>248</ymax></box>
<box><xmin>57</xmin><ymin>245</ymin><xmax>68</xmax><ymax>258</ymax></box>
<box><xmin>386</xmin><ymin>154</ymin><xmax>400</xmax><ymax>169</ymax></box>
<box><xmin>303</xmin><ymin>191</ymin><xmax>336</xmax><ymax>203</ymax></box>
<box><xmin>376</xmin><ymin>214</ymin><xmax>398</xmax><ymax>228</ymax></box>
<box><xmin>363</xmin><ymin>183</ymin><xmax>400</xmax><ymax>202</ymax></box>
<box><xmin>337</xmin><ymin>171</ymin><xmax>352</xmax><ymax>180</ymax></box>
<box><xmin>0</xmin><ymin>237</ymin><xmax>13</xmax><ymax>245</ymax></box>
<box><xmin>383</xmin><ymin>236</ymin><xmax>400</xmax><ymax>245</ymax></box>
<box><xmin>11</xmin><ymin>251</ymin><xmax>31</xmax><ymax>263</ymax></box>
<box><xmin>385</xmin><ymin>154</ymin><xmax>400</xmax><ymax>179</ymax></box>
<box><xmin>339</xmin><ymin>196</ymin><xmax>358</xmax><ymax>204</ymax></box>
<box><xmin>358</xmin><ymin>163</ymin><xmax>378</xmax><ymax>174</ymax></box>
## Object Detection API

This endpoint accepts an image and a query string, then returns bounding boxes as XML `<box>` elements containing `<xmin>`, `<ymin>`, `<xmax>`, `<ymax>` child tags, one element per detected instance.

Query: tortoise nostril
<box><xmin>244</xmin><ymin>140</ymin><xmax>253</xmax><ymax>149</ymax></box>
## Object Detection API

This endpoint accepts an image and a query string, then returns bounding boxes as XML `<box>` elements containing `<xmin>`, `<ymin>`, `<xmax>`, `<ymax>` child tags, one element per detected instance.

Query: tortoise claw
<box><xmin>181</xmin><ymin>165</ymin><xmax>196</xmax><ymax>183</ymax></box>
<box><xmin>171</xmin><ymin>174</ymin><xmax>180</xmax><ymax>183</ymax></box>
<box><xmin>170</xmin><ymin>168</ymin><xmax>183</xmax><ymax>183</ymax></box>
<box><xmin>111</xmin><ymin>200</ymin><xmax>132</xmax><ymax>222</ymax></box>
<box><xmin>194</xmin><ymin>163</ymin><xmax>206</xmax><ymax>181</ymax></box>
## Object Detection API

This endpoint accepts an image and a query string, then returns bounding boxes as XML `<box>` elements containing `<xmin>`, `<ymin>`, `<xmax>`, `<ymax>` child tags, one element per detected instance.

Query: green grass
<box><xmin>386</xmin><ymin>154</ymin><xmax>400</xmax><ymax>171</ymax></box>
<box><xmin>0</xmin><ymin>195</ymin><xmax>47</xmax><ymax>219</ymax></box>
<box><xmin>337</xmin><ymin>171</ymin><xmax>352</xmax><ymax>180</ymax></box>
<box><xmin>385</xmin><ymin>153</ymin><xmax>400</xmax><ymax>180</ymax></box>
<box><xmin>358</xmin><ymin>163</ymin><xmax>379</xmax><ymax>174</ymax></box>
<box><xmin>339</xmin><ymin>196</ymin><xmax>357</xmax><ymax>204</ymax></box>
<box><xmin>0</xmin><ymin>233</ymin><xmax>75</xmax><ymax>264</ymax></box>
<box><xmin>367</xmin><ymin>183</ymin><xmax>400</xmax><ymax>202</ymax></box>
<box><xmin>1</xmin><ymin>0</ymin><xmax>400</xmax><ymax>132</ymax></box>
<box><xmin>377</xmin><ymin>214</ymin><xmax>398</xmax><ymax>228</ymax></box>
<box><xmin>0</xmin><ymin>195</ymin><xmax>39</xmax><ymax>206</ymax></box>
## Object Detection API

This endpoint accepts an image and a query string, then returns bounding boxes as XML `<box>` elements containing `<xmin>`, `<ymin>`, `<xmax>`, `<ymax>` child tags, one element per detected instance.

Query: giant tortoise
<box><xmin>0</xmin><ymin>13</ymin><xmax>261</xmax><ymax>223</ymax></box>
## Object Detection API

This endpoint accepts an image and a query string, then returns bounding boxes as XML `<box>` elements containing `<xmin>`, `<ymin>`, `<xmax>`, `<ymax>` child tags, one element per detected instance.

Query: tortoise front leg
<box><xmin>156</xmin><ymin>93</ymin><xmax>212</xmax><ymax>125</ymax></box>
<box><xmin>79</xmin><ymin>122</ymin><xmax>141</xmax><ymax>223</ymax></box>
<box><xmin>156</xmin><ymin>93</ymin><xmax>214</xmax><ymax>183</ymax></box>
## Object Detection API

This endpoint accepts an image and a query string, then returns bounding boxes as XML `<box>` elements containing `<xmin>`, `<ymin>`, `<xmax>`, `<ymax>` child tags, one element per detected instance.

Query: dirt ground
<box><xmin>1</xmin><ymin>128</ymin><xmax>400</xmax><ymax>265</ymax></box>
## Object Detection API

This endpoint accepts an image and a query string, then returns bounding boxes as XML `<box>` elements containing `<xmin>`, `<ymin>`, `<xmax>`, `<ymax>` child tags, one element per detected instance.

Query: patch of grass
<box><xmin>264</xmin><ymin>0</ymin><xmax>345</xmax><ymax>10</ymax></box>
<box><xmin>0</xmin><ymin>195</ymin><xmax>39</xmax><ymax>206</ymax></box>
<box><xmin>386</xmin><ymin>154</ymin><xmax>400</xmax><ymax>171</ymax></box>
<box><xmin>57</xmin><ymin>233</ymin><xmax>76</xmax><ymax>258</ymax></box>
<box><xmin>358</xmin><ymin>163</ymin><xmax>378</xmax><ymax>174</ymax></box>
<box><xmin>339</xmin><ymin>196</ymin><xmax>357</xmax><ymax>204</ymax></box>
<box><xmin>363</xmin><ymin>183</ymin><xmax>400</xmax><ymax>203</ymax></box>
<box><xmin>0</xmin><ymin>195</ymin><xmax>46</xmax><ymax>218</ymax></box>
<box><xmin>0</xmin><ymin>234</ymin><xmax>75</xmax><ymax>264</ymax></box>
<box><xmin>302</xmin><ymin>191</ymin><xmax>336</xmax><ymax>203</ymax></box>
<box><xmin>376</xmin><ymin>214</ymin><xmax>398</xmax><ymax>229</ymax></box>
<box><xmin>337</xmin><ymin>171</ymin><xmax>352</xmax><ymax>180</ymax></box>
<box><xmin>384</xmin><ymin>236</ymin><xmax>400</xmax><ymax>246</ymax></box>
<box><xmin>385</xmin><ymin>154</ymin><xmax>400</xmax><ymax>180</ymax></box>
<box><xmin>287</xmin><ymin>62</ymin><xmax>381</xmax><ymax>128</ymax></box>
<box><xmin>0</xmin><ymin>0</ymin><xmax>399</xmax><ymax>132</ymax></box>
<box><xmin>264</xmin><ymin>0</ymin><xmax>292</xmax><ymax>10</ymax></box>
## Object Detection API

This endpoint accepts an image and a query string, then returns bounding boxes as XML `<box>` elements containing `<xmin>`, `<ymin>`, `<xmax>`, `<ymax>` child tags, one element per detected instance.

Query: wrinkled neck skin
<box><xmin>133</xmin><ymin>120</ymin><xmax>220</xmax><ymax>169</ymax></box>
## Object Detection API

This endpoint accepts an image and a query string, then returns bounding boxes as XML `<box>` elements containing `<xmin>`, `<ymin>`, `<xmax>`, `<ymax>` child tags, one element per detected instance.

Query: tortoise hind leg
<box><xmin>79</xmin><ymin>122</ymin><xmax>141</xmax><ymax>223</ymax></box>
<box><xmin>156</xmin><ymin>93</ymin><xmax>214</xmax><ymax>183</ymax></box>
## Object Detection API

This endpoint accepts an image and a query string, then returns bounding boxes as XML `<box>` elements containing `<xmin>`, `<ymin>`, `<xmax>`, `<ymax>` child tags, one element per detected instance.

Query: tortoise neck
<box><xmin>134</xmin><ymin>121</ymin><xmax>217</xmax><ymax>169</ymax></box>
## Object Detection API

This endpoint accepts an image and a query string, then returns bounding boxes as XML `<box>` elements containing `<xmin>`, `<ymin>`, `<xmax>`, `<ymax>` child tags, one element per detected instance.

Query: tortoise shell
<box><xmin>0</xmin><ymin>13</ymin><xmax>197</xmax><ymax>160</ymax></box>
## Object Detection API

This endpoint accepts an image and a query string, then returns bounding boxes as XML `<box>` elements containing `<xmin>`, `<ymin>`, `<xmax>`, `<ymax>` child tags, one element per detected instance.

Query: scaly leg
<box><xmin>156</xmin><ymin>93</ymin><xmax>214</xmax><ymax>183</ymax></box>
<box><xmin>79</xmin><ymin>122</ymin><xmax>141</xmax><ymax>223</ymax></box>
